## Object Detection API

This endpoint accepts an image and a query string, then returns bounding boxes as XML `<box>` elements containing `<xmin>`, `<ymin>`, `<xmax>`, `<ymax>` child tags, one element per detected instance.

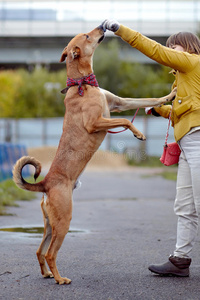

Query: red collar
<box><xmin>61</xmin><ymin>73</ymin><xmax>99</xmax><ymax>96</ymax></box>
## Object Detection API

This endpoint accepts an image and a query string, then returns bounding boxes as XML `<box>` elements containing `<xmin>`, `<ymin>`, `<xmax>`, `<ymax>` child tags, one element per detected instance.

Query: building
<box><xmin>0</xmin><ymin>0</ymin><xmax>200</xmax><ymax>68</ymax></box>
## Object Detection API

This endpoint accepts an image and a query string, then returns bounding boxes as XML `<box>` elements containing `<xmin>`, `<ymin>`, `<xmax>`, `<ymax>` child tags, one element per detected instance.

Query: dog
<box><xmin>13</xmin><ymin>25</ymin><xmax>176</xmax><ymax>285</ymax></box>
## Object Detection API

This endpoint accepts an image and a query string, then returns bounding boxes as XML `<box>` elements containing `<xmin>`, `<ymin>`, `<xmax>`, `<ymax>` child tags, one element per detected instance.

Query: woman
<box><xmin>102</xmin><ymin>19</ymin><xmax>200</xmax><ymax>277</ymax></box>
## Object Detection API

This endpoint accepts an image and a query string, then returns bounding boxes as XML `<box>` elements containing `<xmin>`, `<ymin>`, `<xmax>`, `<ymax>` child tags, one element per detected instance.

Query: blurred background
<box><xmin>0</xmin><ymin>0</ymin><xmax>200</xmax><ymax>159</ymax></box>
<box><xmin>0</xmin><ymin>0</ymin><xmax>199</xmax><ymax>211</ymax></box>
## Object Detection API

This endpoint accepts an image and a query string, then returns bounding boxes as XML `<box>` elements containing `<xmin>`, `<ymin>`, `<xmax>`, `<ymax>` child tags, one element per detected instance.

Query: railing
<box><xmin>0</xmin><ymin>116</ymin><xmax>176</xmax><ymax>180</ymax></box>
<box><xmin>0</xmin><ymin>117</ymin><xmax>175</xmax><ymax>156</ymax></box>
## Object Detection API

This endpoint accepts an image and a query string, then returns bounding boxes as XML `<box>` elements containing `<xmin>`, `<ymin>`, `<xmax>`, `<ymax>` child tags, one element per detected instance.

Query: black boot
<box><xmin>148</xmin><ymin>255</ymin><xmax>191</xmax><ymax>277</ymax></box>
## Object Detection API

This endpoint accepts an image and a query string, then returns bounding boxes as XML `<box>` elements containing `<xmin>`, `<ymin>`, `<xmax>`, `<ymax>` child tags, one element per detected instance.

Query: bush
<box><xmin>0</xmin><ymin>70</ymin><xmax>23</xmax><ymax>117</ymax></box>
<box><xmin>16</xmin><ymin>68</ymin><xmax>66</xmax><ymax>118</ymax></box>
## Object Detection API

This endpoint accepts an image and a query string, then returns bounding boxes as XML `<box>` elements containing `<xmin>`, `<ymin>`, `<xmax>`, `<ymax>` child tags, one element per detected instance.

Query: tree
<box><xmin>0</xmin><ymin>71</ymin><xmax>23</xmax><ymax>117</ymax></box>
<box><xmin>0</xmin><ymin>40</ymin><xmax>174</xmax><ymax>118</ymax></box>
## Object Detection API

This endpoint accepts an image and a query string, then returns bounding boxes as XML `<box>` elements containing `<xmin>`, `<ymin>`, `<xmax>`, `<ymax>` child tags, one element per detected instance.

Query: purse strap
<box><xmin>164</xmin><ymin>105</ymin><xmax>173</xmax><ymax>146</ymax></box>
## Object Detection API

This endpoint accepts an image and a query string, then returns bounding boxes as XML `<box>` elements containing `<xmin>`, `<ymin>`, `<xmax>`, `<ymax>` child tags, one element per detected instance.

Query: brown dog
<box><xmin>13</xmin><ymin>25</ymin><xmax>176</xmax><ymax>285</ymax></box>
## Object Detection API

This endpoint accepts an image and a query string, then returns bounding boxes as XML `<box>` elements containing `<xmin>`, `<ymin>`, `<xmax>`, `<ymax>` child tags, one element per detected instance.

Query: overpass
<box><xmin>0</xmin><ymin>0</ymin><xmax>200</xmax><ymax>68</ymax></box>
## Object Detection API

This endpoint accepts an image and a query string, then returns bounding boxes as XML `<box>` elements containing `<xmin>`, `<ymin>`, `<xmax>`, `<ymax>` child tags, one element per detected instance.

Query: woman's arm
<box><xmin>115</xmin><ymin>25</ymin><xmax>197</xmax><ymax>73</ymax></box>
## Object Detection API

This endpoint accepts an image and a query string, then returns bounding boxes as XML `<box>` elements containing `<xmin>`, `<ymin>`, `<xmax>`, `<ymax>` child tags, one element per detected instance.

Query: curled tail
<box><xmin>13</xmin><ymin>156</ymin><xmax>46</xmax><ymax>193</ymax></box>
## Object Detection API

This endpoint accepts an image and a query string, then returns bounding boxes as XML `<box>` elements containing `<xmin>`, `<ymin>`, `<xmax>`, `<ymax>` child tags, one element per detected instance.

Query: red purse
<box><xmin>160</xmin><ymin>142</ymin><xmax>181</xmax><ymax>166</ymax></box>
<box><xmin>160</xmin><ymin>106</ymin><xmax>181</xmax><ymax>166</ymax></box>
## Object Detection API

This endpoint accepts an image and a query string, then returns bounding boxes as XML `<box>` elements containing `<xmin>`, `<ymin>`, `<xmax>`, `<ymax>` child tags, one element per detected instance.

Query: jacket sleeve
<box><xmin>153</xmin><ymin>105</ymin><xmax>172</xmax><ymax>119</ymax></box>
<box><xmin>115</xmin><ymin>25</ymin><xmax>197</xmax><ymax>73</ymax></box>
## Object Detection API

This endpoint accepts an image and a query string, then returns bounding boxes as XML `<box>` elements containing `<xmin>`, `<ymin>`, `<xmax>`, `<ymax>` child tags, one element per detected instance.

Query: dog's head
<box><xmin>60</xmin><ymin>26</ymin><xmax>104</xmax><ymax>75</ymax></box>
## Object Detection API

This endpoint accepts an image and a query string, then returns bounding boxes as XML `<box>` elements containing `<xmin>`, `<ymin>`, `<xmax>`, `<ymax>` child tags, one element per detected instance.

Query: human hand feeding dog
<box><xmin>13</xmin><ymin>25</ymin><xmax>176</xmax><ymax>285</ymax></box>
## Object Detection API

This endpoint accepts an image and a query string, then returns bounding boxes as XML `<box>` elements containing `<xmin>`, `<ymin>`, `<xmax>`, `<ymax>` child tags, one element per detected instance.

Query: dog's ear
<box><xmin>60</xmin><ymin>46</ymin><xmax>68</xmax><ymax>62</ymax></box>
<box><xmin>67</xmin><ymin>47</ymin><xmax>81</xmax><ymax>63</ymax></box>
<box><xmin>73</xmin><ymin>47</ymin><xmax>80</xmax><ymax>58</ymax></box>
<box><xmin>60</xmin><ymin>46</ymin><xmax>80</xmax><ymax>63</ymax></box>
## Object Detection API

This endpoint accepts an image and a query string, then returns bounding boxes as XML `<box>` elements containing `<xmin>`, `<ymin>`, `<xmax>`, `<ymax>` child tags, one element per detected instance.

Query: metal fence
<box><xmin>0</xmin><ymin>116</ymin><xmax>176</xmax><ymax>181</ymax></box>
<box><xmin>0</xmin><ymin>117</ymin><xmax>175</xmax><ymax>155</ymax></box>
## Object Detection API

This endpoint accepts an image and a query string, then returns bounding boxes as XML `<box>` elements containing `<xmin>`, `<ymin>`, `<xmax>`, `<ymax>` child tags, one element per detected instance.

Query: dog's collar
<box><xmin>61</xmin><ymin>73</ymin><xmax>99</xmax><ymax>96</ymax></box>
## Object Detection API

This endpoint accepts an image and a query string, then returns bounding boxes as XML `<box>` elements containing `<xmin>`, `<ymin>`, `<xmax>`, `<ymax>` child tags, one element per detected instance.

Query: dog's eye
<box><xmin>85</xmin><ymin>34</ymin><xmax>89</xmax><ymax>39</ymax></box>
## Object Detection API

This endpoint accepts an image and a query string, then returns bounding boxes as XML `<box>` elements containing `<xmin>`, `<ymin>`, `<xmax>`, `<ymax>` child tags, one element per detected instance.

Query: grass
<box><xmin>127</xmin><ymin>155</ymin><xmax>178</xmax><ymax>181</ymax></box>
<box><xmin>159</xmin><ymin>171</ymin><xmax>177</xmax><ymax>181</ymax></box>
<box><xmin>0</xmin><ymin>176</ymin><xmax>43</xmax><ymax>215</ymax></box>
<box><xmin>127</xmin><ymin>155</ymin><xmax>178</xmax><ymax>168</ymax></box>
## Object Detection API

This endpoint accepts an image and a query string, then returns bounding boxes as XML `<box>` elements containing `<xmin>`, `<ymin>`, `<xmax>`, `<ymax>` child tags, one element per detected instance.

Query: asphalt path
<box><xmin>1</xmin><ymin>167</ymin><xmax>200</xmax><ymax>300</ymax></box>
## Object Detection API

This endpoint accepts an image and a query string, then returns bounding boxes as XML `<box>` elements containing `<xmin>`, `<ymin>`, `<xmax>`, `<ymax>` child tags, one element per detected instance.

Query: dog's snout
<box><xmin>96</xmin><ymin>25</ymin><xmax>105</xmax><ymax>43</ymax></box>
<box><xmin>97</xmin><ymin>24</ymin><xmax>106</xmax><ymax>32</ymax></box>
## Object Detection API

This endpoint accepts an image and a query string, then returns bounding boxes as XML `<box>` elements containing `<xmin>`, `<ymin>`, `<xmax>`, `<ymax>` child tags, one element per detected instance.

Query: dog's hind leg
<box><xmin>36</xmin><ymin>195</ymin><xmax>53</xmax><ymax>278</ymax></box>
<box><xmin>45</xmin><ymin>186</ymin><xmax>73</xmax><ymax>285</ymax></box>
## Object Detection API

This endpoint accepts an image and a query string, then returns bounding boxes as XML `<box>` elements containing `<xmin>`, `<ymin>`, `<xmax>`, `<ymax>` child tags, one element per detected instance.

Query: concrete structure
<box><xmin>0</xmin><ymin>0</ymin><xmax>200</xmax><ymax>67</ymax></box>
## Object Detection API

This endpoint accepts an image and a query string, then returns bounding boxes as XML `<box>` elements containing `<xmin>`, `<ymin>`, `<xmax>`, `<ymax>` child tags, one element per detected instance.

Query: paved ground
<box><xmin>1</xmin><ymin>167</ymin><xmax>200</xmax><ymax>300</ymax></box>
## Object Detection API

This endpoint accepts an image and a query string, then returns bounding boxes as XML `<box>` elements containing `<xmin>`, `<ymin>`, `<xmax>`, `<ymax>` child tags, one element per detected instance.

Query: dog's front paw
<box><xmin>160</xmin><ymin>87</ymin><xmax>177</xmax><ymax>104</ymax></box>
<box><xmin>134</xmin><ymin>133</ymin><xmax>146</xmax><ymax>141</ymax></box>
<box><xmin>169</xmin><ymin>87</ymin><xmax>177</xmax><ymax>101</ymax></box>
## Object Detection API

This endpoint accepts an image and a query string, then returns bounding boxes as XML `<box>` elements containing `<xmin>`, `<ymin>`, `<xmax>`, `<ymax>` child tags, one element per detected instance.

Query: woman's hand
<box><xmin>101</xmin><ymin>19</ymin><xmax>120</xmax><ymax>32</ymax></box>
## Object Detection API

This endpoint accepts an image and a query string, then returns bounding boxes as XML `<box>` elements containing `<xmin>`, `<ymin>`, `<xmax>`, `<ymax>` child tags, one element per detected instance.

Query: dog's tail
<box><xmin>13</xmin><ymin>156</ymin><xmax>46</xmax><ymax>193</ymax></box>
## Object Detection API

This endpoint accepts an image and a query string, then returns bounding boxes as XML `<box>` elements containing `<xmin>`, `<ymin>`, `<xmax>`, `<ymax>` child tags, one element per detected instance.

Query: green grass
<box><xmin>0</xmin><ymin>176</ymin><xmax>43</xmax><ymax>215</ymax></box>
<box><xmin>159</xmin><ymin>171</ymin><xmax>177</xmax><ymax>181</ymax></box>
<box><xmin>127</xmin><ymin>155</ymin><xmax>162</xmax><ymax>167</ymax></box>
<box><xmin>127</xmin><ymin>155</ymin><xmax>179</xmax><ymax>168</ymax></box>
<box><xmin>127</xmin><ymin>155</ymin><xmax>178</xmax><ymax>181</ymax></box>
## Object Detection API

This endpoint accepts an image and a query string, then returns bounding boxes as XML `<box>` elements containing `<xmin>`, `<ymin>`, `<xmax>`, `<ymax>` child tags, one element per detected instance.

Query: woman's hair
<box><xmin>166</xmin><ymin>32</ymin><xmax>200</xmax><ymax>54</ymax></box>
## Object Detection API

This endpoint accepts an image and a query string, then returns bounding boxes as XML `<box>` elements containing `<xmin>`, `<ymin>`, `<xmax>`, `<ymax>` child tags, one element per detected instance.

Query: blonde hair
<box><xmin>166</xmin><ymin>32</ymin><xmax>200</xmax><ymax>54</ymax></box>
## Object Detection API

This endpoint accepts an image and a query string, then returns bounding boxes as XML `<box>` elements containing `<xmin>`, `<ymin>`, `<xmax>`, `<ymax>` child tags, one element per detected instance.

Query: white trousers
<box><xmin>174</xmin><ymin>130</ymin><xmax>200</xmax><ymax>258</ymax></box>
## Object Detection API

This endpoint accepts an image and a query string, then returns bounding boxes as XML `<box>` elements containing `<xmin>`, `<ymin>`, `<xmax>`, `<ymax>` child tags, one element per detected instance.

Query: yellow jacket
<box><xmin>115</xmin><ymin>25</ymin><xmax>200</xmax><ymax>141</ymax></box>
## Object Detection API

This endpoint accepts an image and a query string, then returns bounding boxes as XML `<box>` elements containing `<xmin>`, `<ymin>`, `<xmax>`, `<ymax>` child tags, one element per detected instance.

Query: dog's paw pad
<box><xmin>134</xmin><ymin>134</ymin><xmax>146</xmax><ymax>141</ymax></box>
